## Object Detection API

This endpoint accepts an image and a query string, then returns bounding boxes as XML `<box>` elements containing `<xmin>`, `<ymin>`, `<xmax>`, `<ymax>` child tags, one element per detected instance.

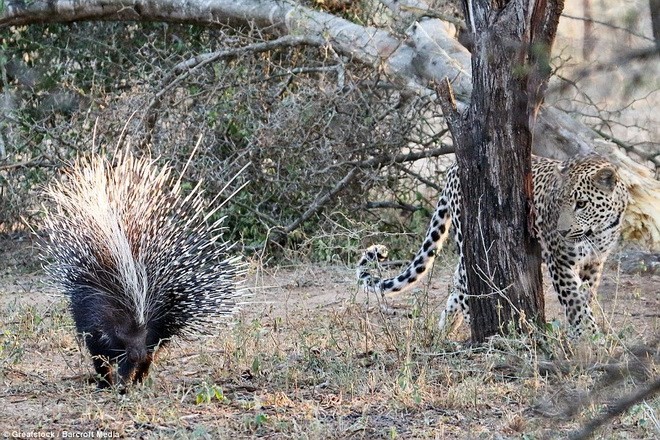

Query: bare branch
<box><xmin>549</xmin><ymin>47</ymin><xmax>660</xmax><ymax>96</ymax></box>
<box><xmin>569</xmin><ymin>377</ymin><xmax>660</xmax><ymax>440</ymax></box>
<box><xmin>561</xmin><ymin>12</ymin><xmax>655</xmax><ymax>42</ymax></box>
<box><xmin>249</xmin><ymin>141</ymin><xmax>454</xmax><ymax>242</ymax></box>
<box><xmin>350</xmin><ymin>143</ymin><xmax>455</xmax><ymax>169</ymax></box>
<box><xmin>0</xmin><ymin>156</ymin><xmax>55</xmax><ymax>171</ymax></box>
<box><xmin>593</xmin><ymin>129</ymin><xmax>660</xmax><ymax>171</ymax></box>
<box><xmin>394</xmin><ymin>163</ymin><xmax>442</xmax><ymax>192</ymax></box>
<box><xmin>434</xmin><ymin>77</ymin><xmax>462</xmax><ymax>134</ymax></box>
<box><xmin>279</xmin><ymin>167</ymin><xmax>360</xmax><ymax>235</ymax></box>
<box><xmin>364</xmin><ymin>201</ymin><xmax>423</xmax><ymax>212</ymax></box>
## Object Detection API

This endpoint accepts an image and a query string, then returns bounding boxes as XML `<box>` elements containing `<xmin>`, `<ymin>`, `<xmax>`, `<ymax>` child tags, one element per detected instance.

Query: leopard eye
<box><xmin>575</xmin><ymin>200</ymin><xmax>587</xmax><ymax>210</ymax></box>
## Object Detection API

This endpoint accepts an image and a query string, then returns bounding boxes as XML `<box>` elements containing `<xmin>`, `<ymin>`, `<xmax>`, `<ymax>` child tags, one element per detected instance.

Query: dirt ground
<box><xmin>0</xmin><ymin>236</ymin><xmax>658</xmax><ymax>439</ymax></box>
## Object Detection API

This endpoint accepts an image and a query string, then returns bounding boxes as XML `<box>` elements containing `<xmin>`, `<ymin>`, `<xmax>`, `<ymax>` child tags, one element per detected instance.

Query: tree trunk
<box><xmin>651</xmin><ymin>0</ymin><xmax>660</xmax><ymax>48</ymax></box>
<box><xmin>439</xmin><ymin>0</ymin><xmax>563</xmax><ymax>342</ymax></box>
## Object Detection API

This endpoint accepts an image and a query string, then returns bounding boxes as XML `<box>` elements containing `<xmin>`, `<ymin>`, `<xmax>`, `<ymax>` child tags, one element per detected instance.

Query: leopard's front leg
<box><xmin>547</xmin><ymin>255</ymin><xmax>599</xmax><ymax>337</ymax></box>
<box><xmin>578</xmin><ymin>260</ymin><xmax>605</xmax><ymax>302</ymax></box>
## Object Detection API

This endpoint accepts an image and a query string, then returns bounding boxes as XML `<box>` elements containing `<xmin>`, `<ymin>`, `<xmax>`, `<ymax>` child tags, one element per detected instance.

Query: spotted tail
<box><xmin>357</xmin><ymin>186</ymin><xmax>454</xmax><ymax>295</ymax></box>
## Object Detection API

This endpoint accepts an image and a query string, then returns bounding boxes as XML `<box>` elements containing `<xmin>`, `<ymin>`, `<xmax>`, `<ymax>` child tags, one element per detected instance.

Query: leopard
<box><xmin>357</xmin><ymin>154</ymin><xmax>629</xmax><ymax>337</ymax></box>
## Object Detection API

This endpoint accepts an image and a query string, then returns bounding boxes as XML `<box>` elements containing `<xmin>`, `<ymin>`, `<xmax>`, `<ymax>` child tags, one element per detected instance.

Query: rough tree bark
<box><xmin>438</xmin><ymin>0</ymin><xmax>563</xmax><ymax>342</ymax></box>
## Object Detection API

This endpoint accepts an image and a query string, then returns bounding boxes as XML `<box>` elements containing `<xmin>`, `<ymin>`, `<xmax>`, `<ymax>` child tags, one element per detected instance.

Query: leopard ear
<box><xmin>593</xmin><ymin>167</ymin><xmax>617</xmax><ymax>192</ymax></box>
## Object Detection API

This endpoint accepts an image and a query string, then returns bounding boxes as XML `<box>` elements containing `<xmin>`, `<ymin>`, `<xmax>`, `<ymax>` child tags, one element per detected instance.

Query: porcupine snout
<box><xmin>125</xmin><ymin>340</ymin><xmax>148</xmax><ymax>365</ymax></box>
<box><xmin>123</xmin><ymin>323</ymin><xmax>147</xmax><ymax>358</ymax></box>
<box><xmin>126</xmin><ymin>347</ymin><xmax>147</xmax><ymax>364</ymax></box>
<box><xmin>114</xmin><ymin>322</ymin><xmax>150</xmax><ymax>384</ymax></box>
<box><xmin>121</xmin><ymin>343</ymin><xmax>149</xmax><ymax>383</ymax></box>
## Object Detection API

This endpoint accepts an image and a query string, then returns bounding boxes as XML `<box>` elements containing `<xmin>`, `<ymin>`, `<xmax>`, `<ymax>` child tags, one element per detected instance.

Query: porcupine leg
<box><xmin>132</xmin><ymin>353</ymin><xmax>154</xmax><ymax>384</ymax></box>
<box><xmin>84</xmin><ymin>331</ymin><xmax>115</xmax><ymax>388</ymax></box>
<box><xmin>117</xmin><ymin>358</ymin><xmax>137</xmax><ymax>386</ymax></box>
<box><xmin>117</xmin><ymin>344</ymin><xmax>151</xmax><ymax>385</ymax></box>
<box><xmin>91</xmin><ymin>356</ymin><xmax>114</xmax><ymax>388</ymax></box>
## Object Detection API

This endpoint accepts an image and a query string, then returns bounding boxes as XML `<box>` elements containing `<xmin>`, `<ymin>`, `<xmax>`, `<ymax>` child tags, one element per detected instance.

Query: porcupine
<box><xmin>41</xmin><ymin>150</ymin><xmax>246</xmax><ymax>388</ymax></box>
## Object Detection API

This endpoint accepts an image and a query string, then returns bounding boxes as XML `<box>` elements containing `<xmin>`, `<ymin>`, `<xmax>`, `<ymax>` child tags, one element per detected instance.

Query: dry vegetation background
<box><xmin>0</xmin><ymin>0</ymin><xmax>658</xmax><ymax>438</ymax></box>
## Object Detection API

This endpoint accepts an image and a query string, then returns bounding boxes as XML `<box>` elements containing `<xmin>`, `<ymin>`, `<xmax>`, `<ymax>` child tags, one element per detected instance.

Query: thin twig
<box><xmin>0</xmin><ymin>156</ymin><xmax>56</xmax><ymax>171</ymax></box>
<box><xmin>142</xmin><ymin>35</ymin><xmax>323</xmax><ymax>143</ymax></box>
<box><xmin>393</xmin><ymin>162</ymin><xmax>442</xmax><ymax>191</ymax></box>
<box><xmin>364</xmin><ymin>201</ymin><xmax>422</xmax><ymax>212</ymax></box>
<box><xmin>569</xmin><ymin>377</ymin><xmax>660</xmax><ymax>440</ymax></box>
<box><xmin>351</xmin><ymin>144</ymin><xmax>454</xmax><ymax>169</ymax></box>
<box><xmin>561</xmin><ymin>13</ymin><xmax>654</xmax><ymax>42</ymax></box>
<box><xmin>549</xmin><ymin>47</ymin><xmax>660</xmax><ymax>97</ymax></box>
<box><xmin>279</xmin><ymin>167</ymin><xmax>360</xmax><ymax>235</ymax></box>
<box><xmin>592</xmin><ymin>128</ymin><xmax>660</xmax><ymax>169</ymax></box>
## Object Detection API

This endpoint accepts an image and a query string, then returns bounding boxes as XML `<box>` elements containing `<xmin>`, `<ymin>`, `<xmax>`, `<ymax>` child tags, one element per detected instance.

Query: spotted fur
<box><xmin>358</xmin><ymin>155</ymin><xmax>629</xmax><ymax>337</ymax></box>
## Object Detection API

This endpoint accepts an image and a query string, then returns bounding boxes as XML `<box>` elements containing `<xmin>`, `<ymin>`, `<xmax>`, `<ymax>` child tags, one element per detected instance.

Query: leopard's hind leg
<box><xmin>439</xmin><ymin>255</ymin><xmax>470</xmax><ymax>335</ymax></box>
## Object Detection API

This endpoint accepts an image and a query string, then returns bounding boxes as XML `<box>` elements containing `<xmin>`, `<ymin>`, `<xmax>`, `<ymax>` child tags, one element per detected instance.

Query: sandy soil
<box><xmin>0</xmin><ymin>236</ymin><xmax>658</xmax><ymax>438</ymax></box>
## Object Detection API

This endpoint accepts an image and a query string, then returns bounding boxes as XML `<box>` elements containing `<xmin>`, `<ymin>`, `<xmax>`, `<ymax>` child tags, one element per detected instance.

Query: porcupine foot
<box><xmin>92</xmin><ymin>356</ymin><xmax>114</xmax><ymax>389</ymax></box>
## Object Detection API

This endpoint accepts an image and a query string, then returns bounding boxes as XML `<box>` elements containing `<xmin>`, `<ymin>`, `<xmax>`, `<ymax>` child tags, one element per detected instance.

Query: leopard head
<box><xmin>555</xmin><ymin>156</ymin><xmax>628</xmax><ymax>242</ymax></box>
